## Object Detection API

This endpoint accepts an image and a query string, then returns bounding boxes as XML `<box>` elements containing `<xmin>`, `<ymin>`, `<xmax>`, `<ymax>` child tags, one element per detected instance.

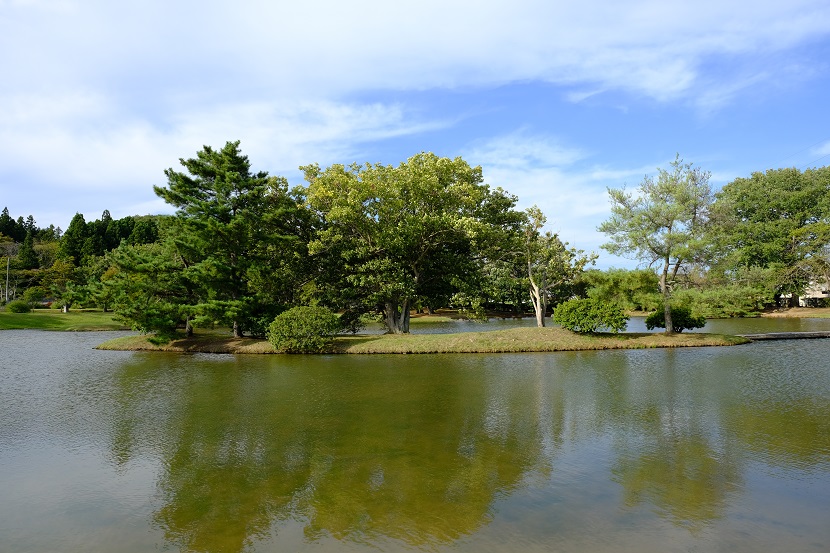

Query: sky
<box><xmin>2</xmin><ymin>0</ymin><xmax>830</xmax><ymax>268</ymax></box>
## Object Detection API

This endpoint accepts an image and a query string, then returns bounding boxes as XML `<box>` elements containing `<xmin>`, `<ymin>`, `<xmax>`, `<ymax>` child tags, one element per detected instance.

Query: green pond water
<box><xmin>1</xmin><ymin>322</ymin><xmax>829</xmax><ymax>552</ymax></box>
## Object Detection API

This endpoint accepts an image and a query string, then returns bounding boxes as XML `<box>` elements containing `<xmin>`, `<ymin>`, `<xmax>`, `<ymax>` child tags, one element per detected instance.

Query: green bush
<box><xmin>671</xmin><ymin>286</ymin><xmax>772</xmax><ymax>318</ymax></box>
<box><xmin>645</xmin><ymin>305</ymin><xmax>706</xmax><ymax>333</ymax></box>
<box><xmin>23</xmin><ymin>286</ymin><xmax>48</xmax><ymax>309</ymax></box>
<box><xmin>5</xmin><ymin>299</ymin><xmax>32</xmax><ymax>313</ymax></box>
<box><xmin>552</xmin><ymin>298</ymin><xmax>628</xmax><ymax>333</ymax></box>
<box><xmin>267</xmin><ymin>306</ymin><xmax>341</xmax><ymax>353</ymax></box>
<box><xmin>583</xmin><ymin>268</ymin><xmax>661</xmax><ymax>312</ymax></box>
<box><xmin>338</xmin><ymin>309</ymin><xmax>366</xmax><ymax>334</ymax></box>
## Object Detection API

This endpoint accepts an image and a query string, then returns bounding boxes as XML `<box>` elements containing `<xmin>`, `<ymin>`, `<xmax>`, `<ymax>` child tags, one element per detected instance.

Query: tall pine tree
<box><xmin>154</xmin><ymin>141</ymin><xmax>290</xmax><ymax>337</ymax></box>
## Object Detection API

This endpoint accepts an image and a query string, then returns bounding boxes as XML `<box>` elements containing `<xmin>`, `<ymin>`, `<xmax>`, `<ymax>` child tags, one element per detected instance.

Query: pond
<box><xmin>1</xmin><ymin>320</ymin><xmax>829</xmax><ymax>552</ymax></box>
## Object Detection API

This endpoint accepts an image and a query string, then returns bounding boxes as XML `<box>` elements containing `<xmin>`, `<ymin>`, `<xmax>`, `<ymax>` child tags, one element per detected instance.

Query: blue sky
<box><xmin>2</xmin><ymin>0</ymin><xmax>830</xmax><ymax>268</ymax></box>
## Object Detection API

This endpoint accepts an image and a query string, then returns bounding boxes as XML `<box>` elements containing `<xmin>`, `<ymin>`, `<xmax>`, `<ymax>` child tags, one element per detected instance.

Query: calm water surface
<box><xmin>1</xmin><ymin>321</ymin><xmax>829</xmax><ymax>552</ymax></box>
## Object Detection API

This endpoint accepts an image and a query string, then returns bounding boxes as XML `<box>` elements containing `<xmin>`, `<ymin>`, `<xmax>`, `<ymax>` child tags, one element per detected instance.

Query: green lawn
<box><xmin>0</xmin><ymin>309</ymin><xmax>129</xmax><ymax>331</ymax></box>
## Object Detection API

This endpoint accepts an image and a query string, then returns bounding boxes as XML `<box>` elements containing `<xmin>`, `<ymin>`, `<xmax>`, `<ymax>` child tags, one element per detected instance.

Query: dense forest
<box><xmin>2</xmin><ymin>141</ymin><xmax>829</xmax><ymax>336</ymax></box>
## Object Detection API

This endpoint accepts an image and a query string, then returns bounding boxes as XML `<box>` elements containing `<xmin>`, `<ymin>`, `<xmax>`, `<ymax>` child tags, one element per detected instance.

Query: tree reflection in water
<box><xmin>108</xmin><ymin>355</ymin><xmax>557</xmax><ymax>552</ymax></box>
<box><xmin>99</xmin><ymin>344</ymin><xmax>830</xmax><ymax>552</ymax></box>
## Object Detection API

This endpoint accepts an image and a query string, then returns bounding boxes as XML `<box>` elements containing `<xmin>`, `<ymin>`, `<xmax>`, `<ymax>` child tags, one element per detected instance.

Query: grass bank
<box><xmin>96</xmin><ymin>326</ymin><xmax>748</xmax><ymax>354</ymax></box>
<box><xmin>0</xmin><ymin>309</ymin><xmax>129</xmax><ymax>331</ymax></box>
<box><xmin>762</xmin><ymin>307</ymin><xmax>830</xmax><ymax>319</ymax></box>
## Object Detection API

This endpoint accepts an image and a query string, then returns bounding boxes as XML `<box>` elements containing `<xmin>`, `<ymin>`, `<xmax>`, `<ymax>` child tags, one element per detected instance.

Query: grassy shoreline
<box><xmin>96</xmin><ymin>327</ymin><xmax>749</xmax><ymax>354</ymax></box>
<box><xmin>0</xmin><ymin>309</ymin><xmax>129</xmax><ymax>331</ymax></box>
<box><xmin>761</xmin><ymin>306</ymin><xmax>830</xmax><ymax>319</ymax></box>
<box><xmin>11</xmin><ymin>306</ymin><xmax>829</xmax><ymax>353</ymax></box>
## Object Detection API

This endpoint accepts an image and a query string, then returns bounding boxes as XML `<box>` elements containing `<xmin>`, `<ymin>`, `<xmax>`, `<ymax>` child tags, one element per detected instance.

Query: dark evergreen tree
<box><xmin>58</xmin><ymin>213</ymin><xmax>88</xmax><ymax>264</ymax></box>
<box><xmin>0</xmin><ymin>207</ymin><xmax>14</xmax><ymax>238</ymax></box>
<box><xmin>128</xmin><ymin>218</ymin><xmax>159</xmax><ymax>245</ymax></box>
<box><xmin>106</xmin><ymin>241</ymin><xmax>196</xmax><ymax>336</ymax></box>
<box><xmin>105</xmin><ymin>216</ymin><xmax>135</xmax><ymax>249</ymax></box>
<box><xmin>18</xmin><ymin>231</ymin><xmax>39</xmax><ymax>270</ymax></box>
<box><xmin>154</xmin><ymin>140</ymin><xmax>296</xmax><ymax>337</ymax></box>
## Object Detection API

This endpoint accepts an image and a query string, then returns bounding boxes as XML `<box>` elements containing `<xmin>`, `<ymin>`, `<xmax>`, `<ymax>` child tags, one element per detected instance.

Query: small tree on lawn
<box><xmin>524</xmin><ymin>206</ymin><xmax>595</xmax><ymax>327</ymax></box>
<box><xmin>645</xmin><ymin>305</ymin><xmax>705</xmax><ymax>333</ymax></box>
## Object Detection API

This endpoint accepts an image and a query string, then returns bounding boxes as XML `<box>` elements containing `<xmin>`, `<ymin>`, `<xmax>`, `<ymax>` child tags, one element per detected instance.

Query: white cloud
<box><xmin>464</xmin><ymin>131</ymin><xmax>655</xmax><ymax>266</ymax></box>
<box><xmin>811</xmin><ymin>141</ymin><xmax>830</xmax><ymax>158</ymax></box>
<box><xmin>3</xmin><ymin>1</ymin><xmax>830</xmax><ymax>102</ymax></box>
<box><xmin>0</xmin><ymin>93</ymin><xmax>448</xmax><ymax>228</ymax></box>
<box><xmin>2</xmin><ymin>0</ymin><xmax>830</xmax><ymax>235</ymax></box>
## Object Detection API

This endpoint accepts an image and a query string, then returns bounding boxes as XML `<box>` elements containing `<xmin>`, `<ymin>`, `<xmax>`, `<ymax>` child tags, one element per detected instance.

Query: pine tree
<box><xmin>18</xmin><ymin>231</ymin><xmax>39</xmax><ymax>270</ymax></box>
<box><xmin>154</xmin><ymin>141</ymin><xmax>290</xmax><ymax>337</ymax></box>
<box><xmin>58</xmin><ymin>213</ymin><xmax>88</xmax><ymax>264</ymax></box>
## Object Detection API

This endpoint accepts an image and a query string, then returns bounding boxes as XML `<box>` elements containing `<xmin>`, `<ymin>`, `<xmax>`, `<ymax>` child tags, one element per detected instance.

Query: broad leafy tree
<box><xmin>40</xmin><ymin>258</ymin><xmax>79</xmax><ymax>312</ymax></box>
<box><xmin>711</xmin><ymin>166</ymin><xmax>830</xmax><ymax>305</ymax></box>
<box><xmin>303</xmin><ymin>152</ymin><xmax>523</xmax><ymax>333</ymax></box>
<box><xmin>599</xmin><ymin>155</ymin><xmax>712</xmax><ymax>334</ymax></box>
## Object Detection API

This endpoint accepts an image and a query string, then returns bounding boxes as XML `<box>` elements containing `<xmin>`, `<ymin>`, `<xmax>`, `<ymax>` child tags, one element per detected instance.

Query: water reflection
<box><xmin>106</xmin><ymin>355</ymin><xmax>556</xmax><ymax>551</ymax></box>
<box><xmin>2</xmin><ymin>329</ymin><xmax>830</xmax><ymax>552</ymax></box>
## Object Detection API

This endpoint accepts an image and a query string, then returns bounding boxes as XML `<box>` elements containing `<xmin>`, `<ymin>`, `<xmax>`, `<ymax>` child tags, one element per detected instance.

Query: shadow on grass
<box><xmin>331</xmin><ymin>334</ymin><xmax>386</xmax><ymax>351</ymax></box>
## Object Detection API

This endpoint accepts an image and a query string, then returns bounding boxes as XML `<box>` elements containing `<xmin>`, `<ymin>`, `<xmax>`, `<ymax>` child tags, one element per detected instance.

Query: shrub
<box><xmin>23</xmin><ymin>286</ymin><xmax>47</xmax><ymax>308</ymax></box>
<box><xmin>552</xmin><ymin>298</ymin><xmax>628</xmax><ymax>333</ymax></box>
<box><xmin>338</xmin><ymin>309</ymin><xmax>366</xmax><ymax>334</ymax></box>
<box><xmin>267</xmin><ymin>306</ymin><xmax>341</xmax><ymax>353</ymax></box>
<box><xmin>583</xmin><ymin>268</ymin><xmax>661</xmax><ymax>312</ymax></box>
<box><xmin>645</xmin><ymin>305</ymin><xmax>706</xmax><ymax>333</ymax></box>
<box><xmin>243</xmin><ymin>304</ymin><xmax>284</xmax><ymax>338</ymax></box>
<box><xmin>671</xmin><ymin>286</ymin><xmax>772</xmax><ymax>318</ymax></box>
<box><xmin>5</xmin><ymin>299</ymin><xmax>32</xmax><ymax>313</ymax></box>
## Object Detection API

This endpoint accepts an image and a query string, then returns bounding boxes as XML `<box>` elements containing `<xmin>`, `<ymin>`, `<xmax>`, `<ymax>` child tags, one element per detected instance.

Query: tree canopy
<box><xmin>152</xmin><ymin>140</ymin><xmax>302</xmax><ymax>337</ymax></box>
<box><xmin>712</xmin><ymin>166</ymin><xmax>830</xmax><ymax>305</ymax></box>
<box><xmin>8</xmin><ymin>141</ymin><xmax>829</xmax><ymax>336</ymax></box>
<box><xmin>599</xmin><ymin>155</ymin><xmax>713</xmax><ymax>333</ymax></box>
<box><xmin>303</xmin><ymin>152</ymin><xmax>524</xmax><ymax>333</ymax></box>
<box><xmin>524</xmin><ymin>206</ymin><xmax>595</xmax><ymax>327</ymax></box>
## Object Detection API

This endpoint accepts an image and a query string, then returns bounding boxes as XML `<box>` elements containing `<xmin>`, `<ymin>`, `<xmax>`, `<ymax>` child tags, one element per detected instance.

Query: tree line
<box><xmin>2</xmin><ymin>142</ymin><xmax>829</xmax><ymax>335</ymax></box>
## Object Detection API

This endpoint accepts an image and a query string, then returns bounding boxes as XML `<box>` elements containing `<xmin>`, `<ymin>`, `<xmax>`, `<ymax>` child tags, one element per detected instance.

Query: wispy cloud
<box><xmin>0</xmin><ymin>93</ymin><xmax>447</xmax><ymax>226</ymax></box>
<box><xmin>464</xmin><ymin>131</ymin><xmax>656</xmax><ymax>264</ymax></box>
<box><xmin>4</xmin><ymin>1</ymin><xmax>830</xmax><ymax>101</ymax></box>
<box><xmin>2</xmin><ymin>0</ymin><xmax>829</xmax><ymax>234</ymax></box>
<box><xmin>812</xmin><ymin>140</ymin><xmax>830</xmax><ymax>158</ymax></box>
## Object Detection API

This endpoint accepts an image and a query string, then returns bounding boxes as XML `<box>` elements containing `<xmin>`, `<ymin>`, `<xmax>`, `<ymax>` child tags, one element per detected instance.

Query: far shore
<box><xmin>95</xmin><ymin>327</ymin><xmax>749</xmax><ymax>355</ymax></box>
<box><xmin>760</xmin><ymin>306</ymin><xmax>830</xmax><ymax>318</ymax></box>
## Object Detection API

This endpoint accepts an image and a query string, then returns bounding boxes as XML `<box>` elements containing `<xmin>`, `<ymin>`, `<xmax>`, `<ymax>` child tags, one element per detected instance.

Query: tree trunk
<box><xmin>384</xmin><ymin>297</ymin><xmax>411</xmax><ymax>334</ymax></box>
<box><xmin>660</xmin><ymin>258</ymin><xmax>674</xmax><ymax>335</ymax></box>
<box><xmin>529</xmin><ymin>281</ymin><xmax>546</xmax><ymax>327</ymax></box>
<box><xmin>233</xmin><ymin>320</ymin><xmax>243</xmax><ymax>338</ymax></box>
<box><xmin>185</xmin><ymin>316</ymin><xmax>193</xmax><ymax>338</ymax></box>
